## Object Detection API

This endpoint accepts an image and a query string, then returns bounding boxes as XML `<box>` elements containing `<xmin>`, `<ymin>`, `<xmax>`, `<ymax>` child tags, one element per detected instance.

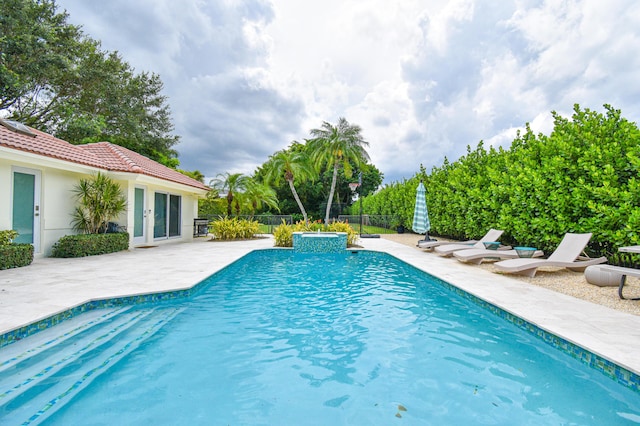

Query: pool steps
<box><xmin>0</xmin><ymin>305</ymin><xmax>184</xmax><ymax>425</ymax></box>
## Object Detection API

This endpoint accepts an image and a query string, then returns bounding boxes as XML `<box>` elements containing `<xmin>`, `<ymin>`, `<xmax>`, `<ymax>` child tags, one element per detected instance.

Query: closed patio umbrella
<box><xmin>412</xmin><ymin>181</ymin><xmax>433</xmax><ymax>244</ymax></box>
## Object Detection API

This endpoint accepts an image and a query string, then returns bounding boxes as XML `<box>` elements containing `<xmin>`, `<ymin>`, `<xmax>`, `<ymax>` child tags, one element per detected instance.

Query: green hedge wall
<box><xmin>360</xmin><ymin>104</ymin><xmax>640</xmax><ymax>258</ymax></box>
<box><xmin>51</xmin><ymin>232</ymin><xmax>130</xmax><ymax>258</ymax></box>
<box><xmin>0</xmin><ymin>243</ymin><xmax>34</xmax><ymax>270</ymax></box>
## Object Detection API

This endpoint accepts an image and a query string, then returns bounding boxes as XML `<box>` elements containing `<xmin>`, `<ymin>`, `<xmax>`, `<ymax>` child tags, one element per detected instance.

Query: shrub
<box><xmin>292</xmin><ymin>219</ymin><xmax>324</xmax><ymax>233</ymax></box>
<box><xmin>359</xmin><ymin>104</ymin><xmax>640</xmax><ymax>258</ymax></box>
<box><xmin>273</xmin><ymin>221</ymin><xmax>293</xmax><ymax>247</ymax></box>
<box><xmin>51</xmin><ymin>232</ymin><xmax>129</xmax><ymax>258</ymax></box>
<box><xmin>0</xmin><ymin>230</ymin><xmax>18</xmax><ymax>246</ymax></box>
<box><xmin>327</xmin><ymin>221</ymin><xmax>359</xmax><ymax>246</ymax></box>
<box><xmin>210</xmin><ymin>217</ymin><xmax>260</xmax><ymax>240</ymax></box>
<box><xmin>273</xmin><ymin>220</ymin><xmax>359</xmax><ymax>247</ymax></box>
<box><xmin>0</xmin><ymin>243</ymin><xmax>34</xmax><ymax>270</ymax></box>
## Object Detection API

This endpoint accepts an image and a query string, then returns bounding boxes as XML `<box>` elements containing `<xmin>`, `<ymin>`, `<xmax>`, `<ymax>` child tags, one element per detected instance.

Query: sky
<box><xmin>57</xmin><ymin>0</ymin><xmax>640</xmax><ymax>184</ymax></box>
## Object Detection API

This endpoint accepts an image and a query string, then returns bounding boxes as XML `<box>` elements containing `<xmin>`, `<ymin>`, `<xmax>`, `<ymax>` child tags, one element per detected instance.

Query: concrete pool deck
<box><xmin>1</xmin><ymin>236</ymin><xmax>640</xmax><ymax>378</ymax></box>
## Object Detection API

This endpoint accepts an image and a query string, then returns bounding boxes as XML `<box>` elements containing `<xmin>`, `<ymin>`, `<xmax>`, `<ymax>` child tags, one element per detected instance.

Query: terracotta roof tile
<box><xmin>0</xmin><ymin>123</ymin><xmax>209</xmax><ymax>191</ymax></box>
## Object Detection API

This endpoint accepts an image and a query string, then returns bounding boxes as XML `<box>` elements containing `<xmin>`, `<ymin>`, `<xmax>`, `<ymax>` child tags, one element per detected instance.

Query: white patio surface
<box><xmin>1</xmin><ymin>236</ymin><xmax>639</xmax><ymax>377</ymax></box>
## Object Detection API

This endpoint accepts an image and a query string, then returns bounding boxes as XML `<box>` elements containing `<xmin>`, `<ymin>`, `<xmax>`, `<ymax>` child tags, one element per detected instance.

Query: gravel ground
<box><xmin>380</xmin><ymin>232</ymin><xmax>640</xmax><ymax>316</ymax></box>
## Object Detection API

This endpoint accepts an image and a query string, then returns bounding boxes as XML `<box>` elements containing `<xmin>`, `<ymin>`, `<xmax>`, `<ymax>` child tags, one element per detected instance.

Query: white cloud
<box><xmin>57</xmin><ymin>0</ymin><xmax>640</xmax><ymax>183</ymax></box>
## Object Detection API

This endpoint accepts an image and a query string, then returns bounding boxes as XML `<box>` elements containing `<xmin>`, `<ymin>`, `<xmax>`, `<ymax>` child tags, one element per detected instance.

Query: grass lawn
<box><xmin>347</xmin><ymin>224</ymin><xmax>396</xmax><ymax>235</ymax></box>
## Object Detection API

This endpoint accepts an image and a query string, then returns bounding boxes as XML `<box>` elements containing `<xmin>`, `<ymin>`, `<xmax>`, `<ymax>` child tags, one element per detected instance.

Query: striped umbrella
<box><xmin>412</xmin><ymin>181</ymin><xmax>431</xmax><ymax>238</ymax></box>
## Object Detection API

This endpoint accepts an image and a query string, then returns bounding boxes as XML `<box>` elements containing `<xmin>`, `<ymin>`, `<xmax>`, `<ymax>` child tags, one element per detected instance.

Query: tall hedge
<box><xmin>360</xmin><ymin>104</ymin><xmax>640</xmax><ymax>257</ymax></box>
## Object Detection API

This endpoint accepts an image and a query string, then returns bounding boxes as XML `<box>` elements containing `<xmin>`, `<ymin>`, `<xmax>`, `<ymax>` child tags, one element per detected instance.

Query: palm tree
<box><xmin>209</xmin><ymin>172</ymin><xmax>249</xmax><ymax>217</ymax></box>
<box><xmin>71</xmin><ymin>172</ymin><xmax>127</xmax><ymax>234</ymax></box>
<box><xmin>242</xmin><ymin>179</ymin><xmax>280</xmax><ymax>218</ymax></box>
<box><xmin>307</xmin><ymin>117</ymin><xmax>370</xmax><ymax>224</ymax></box>
<box><xmin>264</xmin><ymin>144</ymin><xmax>316</xmax><ymax>224</ymax></box>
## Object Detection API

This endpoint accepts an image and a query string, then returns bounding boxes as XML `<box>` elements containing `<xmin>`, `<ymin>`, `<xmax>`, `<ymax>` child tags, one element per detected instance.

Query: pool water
<box><xmin>4</xmin><ymin>250</ymin><xmax>640</xmax><ymax>424</ymax></box>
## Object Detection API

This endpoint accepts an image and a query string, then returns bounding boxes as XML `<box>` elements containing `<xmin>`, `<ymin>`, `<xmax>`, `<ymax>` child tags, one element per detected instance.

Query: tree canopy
<box><xmin>263</xmin><ymin>143</ymin><xmax>317</xmax><ymax>223</ymax></box>
<box><xmin>1</xmin><ymin>0</ymin><xmax>180</xmax><ymax>166</ymax></box>
<box><xmin>307</xmin><ymin>117</ymin><xmax>371</xmax><ymax>224</ymax></box>
<box><xmin>252</xmin><ymin>137</ymin><xmax>382</xmax><ymax>221</ymax></box>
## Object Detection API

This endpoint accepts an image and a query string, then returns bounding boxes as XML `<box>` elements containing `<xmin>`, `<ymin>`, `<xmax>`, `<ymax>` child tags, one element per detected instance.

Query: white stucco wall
<box><xmin>1</xmin><ymin>148</ymin><xmax>207</xmax><ymax>256</ymax></box>
<box><xmin>0</xmin><ymin>162</ymin><xmax>12</xmax><ymax>232</ymax></box>
<box><xmin>119</xmin><ymin>176</ymin><xmax>203</xmax><ymax>248</ymax></box>
<box><xmin>1</xmin><ymin>151</ymin><xmax>82</xmax><ymax>256</ymax></box>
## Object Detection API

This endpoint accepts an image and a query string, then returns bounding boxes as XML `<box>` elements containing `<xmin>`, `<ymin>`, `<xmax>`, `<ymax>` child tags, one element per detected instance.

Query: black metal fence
<box><xmin>337</xmin><ymin>215</ymin><xmax>399</xmax><ymax>234</ymax></box>
<box><xmin>203</xmin><ymin>214</ymin><xmax>402</xmax><ymax>235</ymax></box>
<box><xmin>201</xmin><ymin>214</ymin><xmax>294</xmax><ymax>234</ymax></box>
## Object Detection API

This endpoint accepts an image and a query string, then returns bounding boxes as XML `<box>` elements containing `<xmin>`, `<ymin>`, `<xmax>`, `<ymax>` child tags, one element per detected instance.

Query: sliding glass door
<box><xmin>154</xmin><ymin>192</ymin><xmax>181</xmax><ymax>239</ymax></box>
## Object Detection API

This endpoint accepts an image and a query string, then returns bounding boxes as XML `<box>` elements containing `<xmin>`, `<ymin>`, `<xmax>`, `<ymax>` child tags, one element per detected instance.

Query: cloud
<box><xmin>58</xmin><ymin>0</ymin><xmax>640</xmax><ymax>184</ymax></box>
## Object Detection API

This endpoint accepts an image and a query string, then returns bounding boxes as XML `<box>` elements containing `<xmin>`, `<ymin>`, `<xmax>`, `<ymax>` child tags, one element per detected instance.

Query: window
<box><xmin>154</xmin><ymin>192</ymin><xmax>181</xmax><ymax>239</ymax></box>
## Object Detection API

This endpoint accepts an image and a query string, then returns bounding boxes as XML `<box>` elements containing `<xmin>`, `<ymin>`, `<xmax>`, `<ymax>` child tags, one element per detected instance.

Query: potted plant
<box><xmin>391</xmin><ymin>218</ymin><xmax>405</xmax><ymax>234</ymax></box>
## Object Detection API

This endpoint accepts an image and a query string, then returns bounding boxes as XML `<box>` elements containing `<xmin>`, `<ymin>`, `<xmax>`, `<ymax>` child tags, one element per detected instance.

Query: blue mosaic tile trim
<box><xmin>293</xmin><ymin>232</ymin><xmax>347</xmax><ymax>253</ymax></box>
<box><xmin>388</xmin><ymin>253</ymin><xmax>640</xmax><ymax>395</ymax></box>
<box><xmin>0</xmin><ymin>255</ymin><xmax>244</xmax><ymax>349</ymax></box>
<box><xmin>0</xmin><ymin>291</ymin><xmax>187</xmax><ymax>349</ymax></box>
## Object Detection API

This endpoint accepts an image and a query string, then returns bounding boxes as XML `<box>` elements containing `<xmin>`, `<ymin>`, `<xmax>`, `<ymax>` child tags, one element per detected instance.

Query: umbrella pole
<box><xmin>417</xmin><ymin>232</ymin><xmax>435</xmax><ymax>245</ymax></box>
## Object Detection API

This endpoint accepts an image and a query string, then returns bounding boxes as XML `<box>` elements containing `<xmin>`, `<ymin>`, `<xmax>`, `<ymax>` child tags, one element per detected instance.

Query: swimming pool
<box><xmin>1</xmin><ymin>250</ymin><xmax>639</xmax><ymax>424</ymax></box>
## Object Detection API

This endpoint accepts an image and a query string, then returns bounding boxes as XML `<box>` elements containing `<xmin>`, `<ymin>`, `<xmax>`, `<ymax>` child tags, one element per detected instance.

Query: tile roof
<box><xmin>0</xmin><ymin>121</ymin><xmax>209</xmax><ymax>191</ymax></box>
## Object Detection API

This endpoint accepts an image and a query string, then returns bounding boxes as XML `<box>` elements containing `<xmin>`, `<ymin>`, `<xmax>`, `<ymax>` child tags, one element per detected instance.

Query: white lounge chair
<box><xmin>434</xmin><ymin>229</ymin><xmax>507</xmax><ymax>257</ymax></box>
<box><xmin>453</xmin><ymin>247</ymin><xmax>544</xmax><ymax>264</ymax></box>
<box><xmin>418</xmin><ymin>237</ymin><xmax>478</xmax><ymax>250</ymax></box>
<box><xmin>493</xmin><ymin>233</ymin><xmax>607</xmax><ymax>277</ymax></box>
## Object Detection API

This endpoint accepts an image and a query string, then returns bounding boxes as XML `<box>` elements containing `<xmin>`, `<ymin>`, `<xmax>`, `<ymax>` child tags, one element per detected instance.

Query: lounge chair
<box><xmin>453</xmin><ymin>247</ymin><xmax>544</xmax><ymax>264</ymax></box>
<box><xmin>493</xmin><ymin>233</ymin><xmax>607</xmax><ymax>277</ymax></box>
<box><xmin>418</xmin><ymin>237</ymin><xmax>478</xmax><ymax>250</ymax></box>
<box><xmin>434</xmin><ymin>229</ymin><xmax>507</xmax><ymax>257</ymax></box>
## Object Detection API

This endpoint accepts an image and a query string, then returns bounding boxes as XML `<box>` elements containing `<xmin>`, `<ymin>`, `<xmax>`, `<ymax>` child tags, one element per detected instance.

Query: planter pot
<box><xmin>396</xmin><ymin>225</ymin><xmax>405</xmax><ymax>234</ymax></box>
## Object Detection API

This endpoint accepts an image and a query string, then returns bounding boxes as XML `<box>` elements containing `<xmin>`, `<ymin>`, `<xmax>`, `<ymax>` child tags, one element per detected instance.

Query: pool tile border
<box><xmin>379</xmin><ymin>250</ymin><xmax>640</xmax><ymax>394</ymax></box>
<box><xmin>0</xmin><ymin>290</ymin><xmax>191</xmax><ymax>349</ymax></box>
<box><xmin>1</xmin><ymin>249</ymin><xmax>638</xmax><ymax>395</ymax></box>
<box><xmin>436</xmin><ymin>275</ymin><xmax>640</xmax><ymax>392</ymax></box>
<box><xmin>0</xmin><ymin>253</ymin><xmax>242</xmax><ymax>349</ymax></box>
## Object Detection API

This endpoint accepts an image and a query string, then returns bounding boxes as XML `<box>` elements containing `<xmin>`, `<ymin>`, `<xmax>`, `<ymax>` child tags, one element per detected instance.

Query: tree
<box><xmin>209</xmin><ymin>172</ymin><xmax>250</xmax><ymax>217</ymax></box>
<box><xmin>263</xmin><ymin>143</ymin><xmax>317</xmax><ymax>223</ymax></box>
<box><xmin>242</xmin><ymin>179</ymin><xmax>279</xmax><ymax>217</ymax></box>
<box><xmin>198</xmin><ymin>188</ymin><xmax>226</xmax><ymax>218</ymax></box>
<box><xmin>54</xmin><ymin>53</ymin><xmax>180</xmax><ymax>164</ymax></box>
<box><xmin>178</xmin><ymin>168</ymin><xmax>205</xmax><ymax>183</ymax></box>
<box><xmin>71</xmin><ymin>172</ymin><xmax>126</xmax><ymax>234</ymax></box>
<box><xmin>307</xmin><ymin>117</ymin><xmax>370</xmax><ymax>224</ymax></box>
<box><xmin>0</xmin><ymin>0</ymin><xmax>84</xmax><ymax>111</ymax></box>
<box><xmin>1</xmin><ymin>0</ymin><xmax>180</xmax><ymax>167</ymax></box>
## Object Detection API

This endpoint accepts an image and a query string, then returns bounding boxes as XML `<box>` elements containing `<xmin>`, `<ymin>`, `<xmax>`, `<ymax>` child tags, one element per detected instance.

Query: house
<box><xmin>0</xmin><ymin>118</ymin><xmax>210</xmax><ymax>256</ymax></box>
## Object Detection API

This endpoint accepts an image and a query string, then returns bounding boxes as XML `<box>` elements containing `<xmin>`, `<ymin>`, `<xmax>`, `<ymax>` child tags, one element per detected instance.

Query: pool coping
<box><xmin>1</xmin><ymin>237</ymin><xmax>640</xmax><ymax>394</ymax></box>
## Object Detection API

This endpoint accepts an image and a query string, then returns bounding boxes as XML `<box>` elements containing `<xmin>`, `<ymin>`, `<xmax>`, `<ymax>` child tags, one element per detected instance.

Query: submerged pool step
<box><xmin>0</xmin><ymin>306</ymin><xmax>144</xmax><ymax>390</ymax></box>
<box><xmin>0</xmin><ymin>305</ymin><xmax>184</xmax><ymax>425</ymax></box>
<box><xmin>0</xmin><ymin>306</ymin><xmax>133</xmax><ymax>374</ymax></box>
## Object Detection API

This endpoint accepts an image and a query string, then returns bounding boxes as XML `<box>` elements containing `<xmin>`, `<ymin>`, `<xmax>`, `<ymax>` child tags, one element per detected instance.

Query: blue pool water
<box><xmin>2</xmin><ymin>250</ymin><xmax>640</xmax><ymax>424</ymax></box>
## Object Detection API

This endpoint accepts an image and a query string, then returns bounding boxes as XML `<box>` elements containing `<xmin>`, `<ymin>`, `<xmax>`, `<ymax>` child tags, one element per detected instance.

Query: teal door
<box><xmin>133</xmin><ymin>187</ymin><xmax>146</xmax><ymax>244</ymax></box>
<box><xmin>12</xmin><ymin>169</ymin><xmax>40</xmax><ymax>252</ymax></box>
